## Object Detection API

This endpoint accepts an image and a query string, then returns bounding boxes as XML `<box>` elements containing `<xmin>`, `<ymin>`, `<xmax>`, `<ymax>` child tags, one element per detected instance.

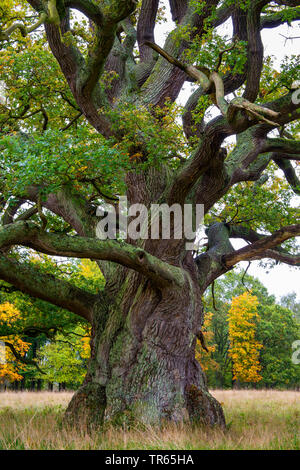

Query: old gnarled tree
<box><xmin>0</xmin><ymin>0</ymin><xmax>299</xmax><ymax>426</ymax></box>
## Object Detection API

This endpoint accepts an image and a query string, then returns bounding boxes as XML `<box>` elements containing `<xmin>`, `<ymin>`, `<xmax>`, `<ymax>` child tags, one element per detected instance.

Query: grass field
<box><xmin>0</xmin><ymin>390</ymin><xmax>299</xmax><ymax>450</ymax></box>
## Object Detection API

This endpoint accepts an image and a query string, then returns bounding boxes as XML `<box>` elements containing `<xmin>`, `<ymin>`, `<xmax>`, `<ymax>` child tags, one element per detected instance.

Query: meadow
<box><xmin>0</xmin><ymin>390</ymin><xmax>299</xmax><ymax>450</ymax></box>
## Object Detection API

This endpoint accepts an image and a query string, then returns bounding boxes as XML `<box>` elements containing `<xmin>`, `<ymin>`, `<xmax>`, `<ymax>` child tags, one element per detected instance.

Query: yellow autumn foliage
<box><xmin>228</xmin><ymin>292</ymin><xmax>263</xmax><ymax>383</ymax></box>
<box><xmin>80</xmin><ymin>328</ymin><xmax>91</xmax><ymax>359</ymax></box>
<box><xmin>196</xmin><ymin>312</ymin><xmax>219</xmax><ymax>372</ymax></box>
<box><xmin>0</xmin><ymin>302</ymin><xmax>30</xmax><ymax>383</ymax></box>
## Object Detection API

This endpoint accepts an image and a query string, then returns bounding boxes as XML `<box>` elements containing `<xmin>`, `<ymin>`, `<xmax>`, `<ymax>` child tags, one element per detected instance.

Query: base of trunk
<box><xmin>65</xmin><ymin>382</ymin><xmax>106</xmax><ymax>427</ymax></box>
<box><xmin>65</xmin><ymin>380</ymin><xmax>225</xmax><ymax>429</ymax></box>
<box><xmin>65</xmin><ymin>267</ymin><xmax>225</xmax><ymax>429</ymax></box>
<box><xmin>185</xmin><ymin>385</ymin><xmax>225</xmax><ymax>426</ymax></box>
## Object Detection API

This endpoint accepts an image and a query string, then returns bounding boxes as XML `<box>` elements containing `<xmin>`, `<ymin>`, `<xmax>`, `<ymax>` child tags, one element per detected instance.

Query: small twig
<box><xmin>227</xmin><ymin>206</ymin><xmax>239</xmax><ymax>225</ymax></box>
<box><xmin>60</xmin><ymin>112</ymin><xmax>83</xmax><ymax>131</ymax></box>
<box><xmin>40</xmin><ymin>106</ymin><xmax>48</xmax><ymax>132</ymax></box>
<box><xmin>212</xmin><ymin>280</ymin><xmax>218</xmax><ymax>311</ymax></box>
<box><xmin>79</xmin><ymin>177</ymin><xmax>119</xmax><ymax>202</ymax></box>
<box><xmin>3</xmin><ymin>341</ymin><xmax>45</xmax><ymax>374</ymax></box>
<box><xmin>234</xmin><ymin>218</ymin><xmax>256</xmax><ymax>225</ymax></box>
<box><xmin>279</xmin><ymin>33</ymin><xmax>300</xmax><ymax>45</ymax></box>
<box><xmin>15</xmin><ymin>205</ymin><xmax>38</xmax><ymax>222</ymax></box>
<box><xmin>215</xmin><ymin>39</ymin><xmax>237</xmax><ymax>72</ymax></box>
<box><xmin>37</xmin><ymin>195</ymin><xmax>47</xmax><ymax>230</ymax></box>
<box><xmin>241</xmin><ymin>261</ymin><xmax>251</xmax><ymax>292</ymax></box>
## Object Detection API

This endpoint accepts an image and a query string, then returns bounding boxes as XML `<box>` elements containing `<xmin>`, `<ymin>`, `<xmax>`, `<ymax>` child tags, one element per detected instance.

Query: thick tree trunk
<box><xmin>66</xmin><ymin>263</ymin><xmax>225</xmax><ymax>428</ymax></box>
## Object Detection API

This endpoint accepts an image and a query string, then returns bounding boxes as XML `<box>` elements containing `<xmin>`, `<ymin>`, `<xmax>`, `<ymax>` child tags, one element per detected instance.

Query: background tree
<box><xmin>37</xmin><ymin>324</ymin><xmax>91</xmax><ymax>389</ymax></box>
<box><xmin>0</xmin><ymin>0</ymin><xmax>299</xmax><ymax>427</ymax></box>
<box><xmin>195</xmin><ymin>311</ymin><xmax>220</xmax><ymax>377</ymax></box>
<box><xmin>0</xmin><ymin>258</ymin><xmax>98</xmax><ymax>389</ymax></box>
<box><xmin>200</xmin><ymin>270</ymin><xmax>275</xmax><ymax>388</ymax></box>
<box><xmin>257</xmin><ymin>303</ymin><xmax>300</xmax><ymax>388</ymax></box>
<box><xmin>0</xmin><ymin>302</ymin><xmax>30</xmax><ymax>384</ymax></box>
<box><xmin>280</xmin><ymin>292</ymin><xmax>300</xmax><ymax>322</ymax></box>
<box><xmin>198</xmin><ymin>271</ymin><xmax>300</xmax><ymax>389</ymax></box>
<box><xmin>228</xmin><ymin>292</ymin><xmax>263</xmax><ymax>384</ymax></box>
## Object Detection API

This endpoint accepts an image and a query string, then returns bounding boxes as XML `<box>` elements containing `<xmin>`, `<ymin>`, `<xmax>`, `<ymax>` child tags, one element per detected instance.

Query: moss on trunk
<box><xmin>65</xmin><ymin>267</ymin><xmax>225</xmax><ymax>428</ymax></box>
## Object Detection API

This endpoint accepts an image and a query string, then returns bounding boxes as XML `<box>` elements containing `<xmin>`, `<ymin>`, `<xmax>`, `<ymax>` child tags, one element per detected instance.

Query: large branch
<box><xmin>261</xmin><ymin>5</ymin><xmax>300</xmax><ymax>28</ymax></box>
<box><xmin>167</xmin><ymin>97</ymin><xmax>276</xmax><ymax>207</ymax></box>
<box><xmin>147</xmin><ymin>39</ymin><xmax>283</xmax><ymax>132</ymax></box>
<box><xmin>77</xmin><ymin>0</ymin><xmax>137</xmax><ymax>97</ymax></box>
<box><xmin>104</xmin><ymin>18</ymin><xmax>138</xmax><ymax>99</ymax></box>
<box><xmin>2</xmin><ymin>198</ymin><xmax>26</xmax><ymax>226</ymax></box>
<box><xmin>23</xmin><ymin>185</ymin><xmax>97</xmax><ymax>237</ymax></box>
<box><xmin>140</xmin><ymin>0</ymin><xmax>221</xmax><ymax>107</ymax></box>
<box><xmin>167</xmin><ymin>116</ymin><xmax>230</xmax><ymax>206</ymax></box>
<box><xmin>196</xmin><ymin>222</ymin><xmax>300</xmax><ymax>292</ymax></box>
<box><xmin>195</xmin><ymin>222</ymin><xmax>234</xmax><ymax>291</ymax></box>
<box><xmin>3</xmin><ymin>341</ymin><xmax>45</xmax><ymax>374</ymax></box>
<box><xmin>137</xmin><ymin>0</ymin><xmax>159</xmax><ymax>62</ymax></box>
<box><xmin>0</xmin><ymin>11</ymin><xmax>47</xmax><ymax>40</ymax></box>
<box><xmin>262</xmin><ymin>248</ymin><xmax>300</xmax><ymax>265</ymax></box>
<box><xmin>169</xmin><ymin>0</ymin><xmax>188</xmax><ymax>23</ymax></box>
<box><xmin>272</xmin><ymin>153</ymin><xmax>300</xmax><ymax>196</ymax></box>
<box><xmin>171</xmin><ymin>85</ymin><xmax>282</xmax><ymax>208</ymax></box>
<box><xmin>243</xmin><ymin>0</ymin><xmax>267</xmax><ymax>102</ymax></box>
<box><xmin>24</xmin><ymin>1</ymin><xmax>114</xmax><ymax>137</ymax></box>
<box><xmin>182</xmin><ymin>6</ymin><xmax>248</xmax><ymax>140</ymax></box>
<box><xmin>228</xmin><ymin>225</ymin><xmax>300</xmax><ymax>264</ymax></box>
<box><xmin>193</xmin><ymin>127</ymin><xmax>300</xmax><ymax>216</ymax></box>
<box><xmin>260</xmin><ymin>91</ymin><xmax>300</xmax><ymax>128</ymax></box>
<box><xmin>175</xmin><ymin>83</ymin><xmax>300</xmax><ymax>206</ymax></box>
<box><xmin>64</xmin><ymin>0</ymin><xmax>104</xmax><ymax>26</ymax></box>
<box><xmin>0</xmin><ymin>254</ymin><xmax>96</xmax><ymax>322</ymax></box>
<box><xmin>15</xmin><ymin>184</ymin><xmax>119</xmax><ymax>280</ymax></box>
<box><xmin>264</xmin><ymin>137</ymin><xmax>300</xmax><ymax>155</ymax></box>
<box><xmin>223</xmin><ymin>224</ymin><xmax>300</xmax><ymax>267</ymax></box>
<box><xmin>144</xmin><ymin>41</ymin><xmax>211</xmax><ymax>90</ymax></box>
<box><xmin>140</xmin><ymin>2</ymin><xmax>233</xmax><ymax>108</ymax></box>
<box><xmin>181</xmin><ymin>2</ymin><xmax>278</xmax><ymax>140</ymax></box>
<box><xmin>0</xmin><ymin>221</ymin><xmax>185</xmax><ymax>288</ymax></box>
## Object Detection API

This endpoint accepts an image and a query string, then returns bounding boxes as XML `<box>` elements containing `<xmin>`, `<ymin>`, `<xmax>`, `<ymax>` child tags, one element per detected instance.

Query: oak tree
<box><xmin>0</xmin><ymin>0</ymin><xmax>299</xmax><ymax>426</ymax></box>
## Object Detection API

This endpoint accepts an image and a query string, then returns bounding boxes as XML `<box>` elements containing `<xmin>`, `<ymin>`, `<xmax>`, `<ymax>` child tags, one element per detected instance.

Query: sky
<box><xmin>155</xmin><ymin>3</ymin><xmax>300</xmax><ymax>302</ymax></box>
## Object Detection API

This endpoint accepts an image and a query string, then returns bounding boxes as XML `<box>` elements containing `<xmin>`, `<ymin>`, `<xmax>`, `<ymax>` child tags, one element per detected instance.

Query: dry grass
<box><xmin>0</xmin><ymin>390</ymin><xmax>299</xmax><ymax>450</ymax></box>
<box><xmin>0</xmin><ymin>391</ymin><xmax>72</xmax><ymax>410</ymax></box>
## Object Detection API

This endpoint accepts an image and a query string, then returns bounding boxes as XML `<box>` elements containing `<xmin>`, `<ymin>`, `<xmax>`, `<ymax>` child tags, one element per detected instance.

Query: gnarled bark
<box><xmin>66</xmin><ymin>264</ymin><xmax>225</xmax><ymax>427</ymax></box>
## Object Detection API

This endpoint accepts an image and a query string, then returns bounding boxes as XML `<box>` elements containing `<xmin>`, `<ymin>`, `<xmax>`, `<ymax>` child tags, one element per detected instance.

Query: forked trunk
<box><xmin>66</xmin><ymin>261</ymin><xmax>225</xmax><ymax>428</ymax></box>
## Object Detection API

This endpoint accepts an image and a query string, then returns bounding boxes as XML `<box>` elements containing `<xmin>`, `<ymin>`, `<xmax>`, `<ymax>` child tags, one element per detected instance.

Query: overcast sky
<box><xmin>156</xmin><ymin>3</ymin><xmax>300</xmax><ymax>302</ymax></box>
